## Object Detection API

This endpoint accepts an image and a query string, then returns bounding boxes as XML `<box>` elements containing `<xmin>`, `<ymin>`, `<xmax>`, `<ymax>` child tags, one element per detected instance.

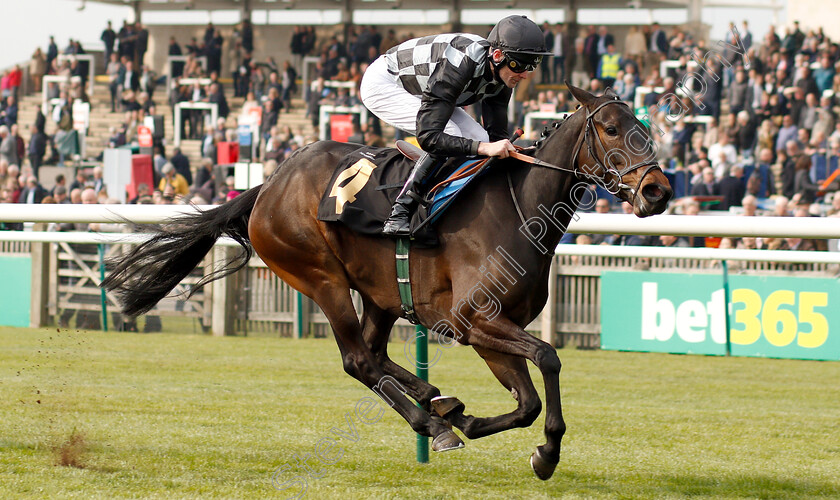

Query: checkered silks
<box><xmin>384</xmin><ymin>33</ymin><xmax>505</xmax><ymax>106</ymax></box>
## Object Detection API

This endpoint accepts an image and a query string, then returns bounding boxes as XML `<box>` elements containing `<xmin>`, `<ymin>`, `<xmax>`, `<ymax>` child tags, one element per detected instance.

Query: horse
<box><xmin>102</xmin><ymin>84</ymin><xmax>672</xmax><ymax>480</ymax></box>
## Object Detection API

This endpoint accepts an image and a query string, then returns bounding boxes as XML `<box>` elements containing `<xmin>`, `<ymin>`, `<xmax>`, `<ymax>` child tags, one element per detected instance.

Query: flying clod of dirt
<box><xmin>53</xmin><ymin>430</ymin><xmax>87</xmax><ymax>468</ymax></box>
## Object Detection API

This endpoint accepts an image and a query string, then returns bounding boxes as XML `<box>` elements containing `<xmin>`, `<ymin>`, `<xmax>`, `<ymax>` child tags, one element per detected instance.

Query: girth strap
<box><xmin>395</xmin><ymin>237</ymin><xmax>420</xmax><ymax>325</ymax></box>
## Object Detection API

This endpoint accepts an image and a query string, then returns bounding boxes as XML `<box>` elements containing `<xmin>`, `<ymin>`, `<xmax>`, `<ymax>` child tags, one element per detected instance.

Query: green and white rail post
<box><xmin>415</xmin><ymin>325</ymin><xmax>429</xmax><ymax>463</ymax></box>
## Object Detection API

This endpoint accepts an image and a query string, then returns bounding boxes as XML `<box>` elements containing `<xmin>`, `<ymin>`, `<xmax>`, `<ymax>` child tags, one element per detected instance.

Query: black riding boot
<box><xmin>383</xmin><ymin>153</ymin><xmax>437</xmax><ymax>236</ymax></box>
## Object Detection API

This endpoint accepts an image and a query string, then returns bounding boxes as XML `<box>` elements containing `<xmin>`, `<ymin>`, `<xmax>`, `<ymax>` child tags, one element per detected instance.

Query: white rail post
<box><xmin>540</xmin><ymin>255</ymin><xmax>558</xmax><ymax>346</ymax></box>
<box><xmin>211</xmin><ymin>245</ymin><xmax>237</xmax><ymax>336</ymax></box>
<box><xmin>29</xmin><ymin>223</ymin><xmax>51</xmax><ymax>328</ymax></box>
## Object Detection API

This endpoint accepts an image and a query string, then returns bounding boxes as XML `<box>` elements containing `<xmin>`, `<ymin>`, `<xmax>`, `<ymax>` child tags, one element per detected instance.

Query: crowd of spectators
<box><xmin>2</xmin><ymin>18</ymin><xmax>840</xmax><ymax>255</ymax></box>
<box><xmin>521</xmin><ymin>20</ymin><xmax>840</xmax><ymax>252</ymax></box>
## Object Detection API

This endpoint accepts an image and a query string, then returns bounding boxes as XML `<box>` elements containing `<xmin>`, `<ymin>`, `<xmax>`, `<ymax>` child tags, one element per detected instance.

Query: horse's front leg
<box><xmin>464</xmin><ymin>316</ymin><xmax>566</xmax><ymax>480</ymax></box>
<box><xmin>438</xmin><ymin>347</ymin><xmax>543</xmax><ymax>439</ymax></box>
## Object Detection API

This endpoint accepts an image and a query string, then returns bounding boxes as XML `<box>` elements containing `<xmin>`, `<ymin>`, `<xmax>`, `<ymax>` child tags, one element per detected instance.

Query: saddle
<box><xmin>316</xmin><ymin>142</ymin><xmax>492</xmax><ymax>248</ymax></box>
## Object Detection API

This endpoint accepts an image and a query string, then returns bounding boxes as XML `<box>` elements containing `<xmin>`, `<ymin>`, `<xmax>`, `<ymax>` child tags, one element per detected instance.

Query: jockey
<box><xmin>360</xmin><ymin>15</ymin><xmax>551</xmax><ymax>236</ymax></box>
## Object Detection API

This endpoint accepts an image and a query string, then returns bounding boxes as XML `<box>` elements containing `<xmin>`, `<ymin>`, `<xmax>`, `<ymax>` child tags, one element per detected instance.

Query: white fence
<box><xmin>4</xmin><ymin>206</ymin><xmax>840</xmax><ymax>238</ymax></box>
<box><xmin>3</xmin><ymin>205</ymin><xmax>840</xmax><ymax>343</ymax></box>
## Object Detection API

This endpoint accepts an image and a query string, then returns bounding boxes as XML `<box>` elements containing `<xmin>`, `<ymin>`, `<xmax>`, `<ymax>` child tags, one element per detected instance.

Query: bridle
<box><xmin>505</xmin><ymin>95</ymin><xmax>662</xmax><ymax>227</ymax></box>
<box><xmin>510</xmin><ymin>96</ymin><xmax>661</xmax><ymax>201</ymax></box>
<box><xmin>570</xmin><ymin>97</ymin><xmax>662</xmax><ymax>199</ymax></box>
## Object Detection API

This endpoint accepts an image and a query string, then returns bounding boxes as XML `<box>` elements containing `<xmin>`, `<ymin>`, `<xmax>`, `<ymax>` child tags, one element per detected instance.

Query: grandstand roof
<box><xmin>85</xmin><ymin>0</ymin><xmax>699</xmax><ymax>14</ymax></box>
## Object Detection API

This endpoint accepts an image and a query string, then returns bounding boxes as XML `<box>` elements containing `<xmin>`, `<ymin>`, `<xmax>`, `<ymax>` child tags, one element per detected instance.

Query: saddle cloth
<box><xmin>316</xmin><ymin>146</ymin><xmax>487</xmax><ymax>248</ymax></box>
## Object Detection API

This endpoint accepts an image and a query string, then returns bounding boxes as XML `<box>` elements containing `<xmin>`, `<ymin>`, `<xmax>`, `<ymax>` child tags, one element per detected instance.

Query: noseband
<box><xmin>569</xmin><ymin>97</ymin><xmax>661</xmax><ymax>201</ymax></box>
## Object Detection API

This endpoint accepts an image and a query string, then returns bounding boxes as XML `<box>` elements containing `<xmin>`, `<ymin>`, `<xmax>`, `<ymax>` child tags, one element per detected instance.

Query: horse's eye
<box><xmin>606</xmin><ymin>126</ymin><xmax>618</xmax><ymax>136</ymax></box>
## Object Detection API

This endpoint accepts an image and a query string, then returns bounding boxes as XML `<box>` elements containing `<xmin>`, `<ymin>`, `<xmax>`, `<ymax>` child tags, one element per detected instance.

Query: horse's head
<box><xmin>564</xmin><ymin>84</ymin><xmax>672</xmax><ymax>217</ymax></box>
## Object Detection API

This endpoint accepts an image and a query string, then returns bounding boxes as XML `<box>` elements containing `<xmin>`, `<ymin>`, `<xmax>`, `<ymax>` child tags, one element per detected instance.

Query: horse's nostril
<box><xmin>642</xmin><ymin>184</ymin><xmax>663</xmax><ymax>201</ymax></box>
<box><xmin>642</xmin><ymin>183</ymin><xmax>672</xmax><ymax>203</ymax></box>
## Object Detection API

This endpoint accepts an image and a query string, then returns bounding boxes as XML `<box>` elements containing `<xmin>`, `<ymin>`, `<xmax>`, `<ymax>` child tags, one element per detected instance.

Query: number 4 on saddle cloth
<box><xmin>316</xmin><ymin>141</ymin><xmax>492</xmax><ymax>248</ymax></box>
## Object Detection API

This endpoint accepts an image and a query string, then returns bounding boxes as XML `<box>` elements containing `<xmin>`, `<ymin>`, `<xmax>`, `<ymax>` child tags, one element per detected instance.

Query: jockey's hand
<box><xmin>478</xmin><ymin>139</ymin><xmax>516</xmax><ymax>159</ymax></box>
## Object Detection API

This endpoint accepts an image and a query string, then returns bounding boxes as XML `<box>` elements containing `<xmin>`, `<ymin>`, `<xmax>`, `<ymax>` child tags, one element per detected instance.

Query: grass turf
<box><xmin>1</xmin><ymin>324</ymin><xmax>838</xmax><ymax>499</ymax></box>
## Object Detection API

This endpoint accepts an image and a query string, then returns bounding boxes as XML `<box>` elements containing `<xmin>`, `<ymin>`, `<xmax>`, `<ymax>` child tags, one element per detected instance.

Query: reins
<box><xmin>506</xmin><ymin>96</ymin><xmax>662</xmax><ymax>228</ymax></box>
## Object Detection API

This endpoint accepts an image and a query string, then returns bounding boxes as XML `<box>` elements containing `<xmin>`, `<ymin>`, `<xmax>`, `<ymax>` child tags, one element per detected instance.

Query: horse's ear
<box><xmin>566</xmin><ymin>82</ymin><xmax>595</xmax><ymax>108</ymax></box>
<box><xmin>604</xmin><ymin>87</ymin><xmax>619</xmax><ymax>100</ymax></box>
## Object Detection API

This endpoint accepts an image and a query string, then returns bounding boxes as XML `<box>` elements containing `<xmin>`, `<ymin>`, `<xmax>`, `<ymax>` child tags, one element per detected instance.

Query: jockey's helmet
<box><xmin>487</xmin><ymin>15</ymin><xmax>552</xmax><ymax>73</ymax></box>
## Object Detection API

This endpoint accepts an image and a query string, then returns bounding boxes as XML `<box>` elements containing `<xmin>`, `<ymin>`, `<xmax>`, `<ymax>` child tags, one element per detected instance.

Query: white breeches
<box><xmin>359</xmin><ymin>56</ymin><xmax>489</xmax><ymax>144</ymax></box>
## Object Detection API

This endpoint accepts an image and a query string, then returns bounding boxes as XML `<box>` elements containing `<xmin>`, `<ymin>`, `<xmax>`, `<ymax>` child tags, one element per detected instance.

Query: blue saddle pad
<box><xmin>427</xmin><ymin>159</ymin><xmax>484</xmax><ymax>224</ymax></box>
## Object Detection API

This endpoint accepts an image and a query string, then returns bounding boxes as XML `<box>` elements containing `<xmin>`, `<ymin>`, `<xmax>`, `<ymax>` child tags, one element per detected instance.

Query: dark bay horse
<box><xmin>103</xmin><ymin>85</ymin><xmax>672</xmax><ymax>480</ymax></box>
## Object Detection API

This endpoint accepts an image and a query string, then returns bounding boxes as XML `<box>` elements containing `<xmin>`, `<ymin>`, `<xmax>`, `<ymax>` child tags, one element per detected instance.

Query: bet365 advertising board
<box><xmin>600</xmin><ymin>272</ymin><xmax>839</xmax><ymax>361</ymax></box>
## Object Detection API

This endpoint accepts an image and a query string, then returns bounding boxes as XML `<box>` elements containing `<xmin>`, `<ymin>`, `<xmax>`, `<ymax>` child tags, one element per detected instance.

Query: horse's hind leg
<box><xmin>441</xmin><ymin>347</ymin><xmax>542</xmax><ymax>439</ymax></box>
<box><xmin>360</xmin><ymin>297</ymin><xmax>442</xmax><ymax>412</ymax></box>
<box><xmin>315</xmin><ymin>287</ymin><xmax>463</xmax><ymax>452</ymax></box>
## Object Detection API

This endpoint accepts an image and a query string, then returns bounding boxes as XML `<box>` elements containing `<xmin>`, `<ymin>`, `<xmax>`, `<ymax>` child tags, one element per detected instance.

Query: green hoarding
<box><xmin>601</xmin><ymin>271</ymin><xmax>840</xmax><ymax>361</ymax></box>
<box><xmin>0</xmin><ymin>255</ymin><xmax>31</xmax><ymax>328</ymax></box>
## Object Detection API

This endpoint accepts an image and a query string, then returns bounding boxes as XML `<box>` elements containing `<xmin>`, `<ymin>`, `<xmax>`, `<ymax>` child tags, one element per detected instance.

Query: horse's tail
<box><xmin>102</xmin><ymin>185</ymin><xmax>262</xmax><ymax>317</ymax></box>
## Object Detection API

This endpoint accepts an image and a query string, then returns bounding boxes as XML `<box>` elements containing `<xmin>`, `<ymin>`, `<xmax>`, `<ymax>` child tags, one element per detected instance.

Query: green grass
<box><xmin>1</xmin><ymin>324</ymin><xmax>838</xmax><ymax>499</ymax></box>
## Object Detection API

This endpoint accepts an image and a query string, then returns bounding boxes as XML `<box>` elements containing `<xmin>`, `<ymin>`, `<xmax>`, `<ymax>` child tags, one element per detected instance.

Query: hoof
<box><xmin>431</xmin><ymin>429</ymin><xmax>465</xmax><ymax>452</ymax></box>
<box><xmin>430</xmin><ymin>396</ymin><xmax>465</xmax><ymax>418</ymax></box>
<box><xmin>530</xmin><ymin>447</ymin><xmax>558</xmax><ymax>480</ymax></box>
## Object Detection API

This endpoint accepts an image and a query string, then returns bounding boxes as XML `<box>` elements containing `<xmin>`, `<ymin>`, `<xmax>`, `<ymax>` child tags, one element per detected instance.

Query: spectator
<box><xmin>54</xmin><ymin>185</ymin><xmax>69</xmax><ymax>204</ymax></box>
<box><xmin>792</xmin><ymin>155</ymin><xmax>820</xmax><ymax>204</ymax></box>
<box><xmin>624</xmin><ymin>26</ymin><xmax>646</xmax><ymax>68</ymax></box>
<box><xmin>10</xmin><ymin>124</ymin><xmax>23</xmax><ymax>166</ymax></box>
<box><xmin>691</xmin><ymin>167</ymin><xmax>719</xmax><ymax>196</ymax></box>
<box><xmin>158</xmin><ymin>162</ymin><xmax>189</xmax><ymax>196</ymax></box>
<box><xmin>718</xmin><ymin>164</ymin><xmax>746</xmax><ymax>211</ymax></box>
<box><xmin>46</xmin><ymin>36</ymin><xmax>58</xmax><ymax>74</ymax></box>
<box><xmin>733</xmin><ymin>110</ymin><xmax>757</xmax><ymax>158</ymax></box>
<box><xmin>92</xmin><ymin>166</ymin><xmax>106</xmax><ymax>194</ymax></box>
<box><xmin>615</xmin><ymin>73</ymin><xmax>637</xmax><ymax>103</ymax></box>
<box><xmin>649</xmin><ymin>22</ymin><xmax>669</xmax><ymax>61</ymax></box>
<box><xmin>18</xmin><ymin>176</ymin><xmax>48</xmax><ymax>204</ymax></box>
<box><xmin>168</xmin><ymin>36</ymin><xmax>184</xmax><ymax>78</ymax></box>
<box><xmin>193</xmin><ymin>158</ymin><xmax>215</xmax><ymax>202</ymax></box>
<box><xmin>0</xmin><ymin>125</ymin><xmax>18</xmax><ymax>166</ymax></box>
<box><xmin>51</xmin><ymin>173</ymin><xmax>67</xmax><ymax>196</ymax></box>
<box><xmin>281</xmin><ymin>60</ymin><xmax>297</xmax><ymax>111</ymax></box>
<box><xmin>101</xmin><ymin>21</ymin><xmax>117</xmax><ymax>64</ymax></box>
<box><xmin>170</xmin><ymin>147</ymin><xmax>191</xmax><ymax>185</ymax></box>
<box><xmin>128</xmin><ymin>183</ymin><xmax>151</xmax><ymax>204</ymax></box>
<box><xmin>799</xmin><ymin>92</ymin><xmax>819</xmax><ymax>131</ymax></box>
<box><xmin>813</xmin><ymin>53</ymin><xmax>835</xmax><ymax>93</ymax></box>
<box><xmin>549</xmin><ymin>24</ymin><xmax>567</xmax><ymax>84</ymax></box>
<box><xmin>658</xmin><ymin>234</ymin><xmax>690</xmax><ymax>247</ymax></box>
<box><xmin>121</xmin><ymin>59</ymin><xmax>140</xmax><ymax>94</ymax></box>
<box><xmin>726</xmin><ymin>69</ymin><xmax>750</xmax><ymax>114</ymax></box>
<box><xmin>780</xmin><ymin>140</ymin><xmax>802</xmax><ymax>199</ymax></box>
<box><xmin>708</xmin><ymin>134</ymin><xmax>737</xmax><ymax>179</ymax></box>
<box><xmin>27</xmin><ymin>124</ymin><xmax>47</xmax><ymax>175</ymax></box>
<box><xmin>582</xmin><ymin>26</ymin><xmax>599</xmax><ymax>79</ymax></box>
<box><xmin>596</xmin><ymin>44</ymin><xmax>622</xmax><ymax>88</ymax></box>
<box><xmin>30</xmin><ymin>47</ymin><xmax>46</xmax><ymax>91</ymax></box>
<box><xmin>741</xmin><ymin>194</ymin><xmax>758</xmax><ymax>216</ymax></box>
<box><xmin>540</xmin><ymin>22</ymin><xmax>554</xmax><ymax>84</ymax></box>
<box><xmin>772</xmin><ymin>196</ymin><xmax>791</xmax><ymax>217</ymax></box>
<box><xmin>135</xmin><ymin>22</ymin><xmax>149</xmax><ymax>67</ymax></box>
<box><xmin>206</xmin><ymin>82</ymin><xmax>229</xmax><ymax>119</ymax></box>
<box><xmin>747</xmin><ymin>148</ymin><xmax>776</xmax><ymax>198</ymax></box>
<box><xmin>106</xmin><ymin>52</ymin><xmax>123</xmax><ymax>112</ymax></box>
<box><xmin>775</xmin><ymin>114</ymin><xmax>798</xmax><ymax>153</ymax></box>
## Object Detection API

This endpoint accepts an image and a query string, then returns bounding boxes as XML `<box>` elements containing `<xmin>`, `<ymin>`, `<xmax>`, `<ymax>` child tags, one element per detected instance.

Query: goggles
<box><xmin>505</xmin><ymin>52</ymin><xmax>542</xmax><ymax>73</ymax></box>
